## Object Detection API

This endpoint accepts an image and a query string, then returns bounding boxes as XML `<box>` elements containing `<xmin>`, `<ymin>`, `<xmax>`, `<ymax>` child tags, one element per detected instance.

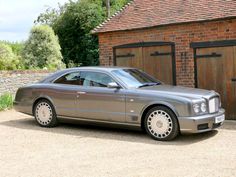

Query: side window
<box><xmin>54</xmin><ymin>72</ymin><xmax>82</xmax><ymax>85</ymax></box>
<box><xmin>81</xmin><ymin>71</ymin><xmax>115</xmax><ymax>87</ymax></box>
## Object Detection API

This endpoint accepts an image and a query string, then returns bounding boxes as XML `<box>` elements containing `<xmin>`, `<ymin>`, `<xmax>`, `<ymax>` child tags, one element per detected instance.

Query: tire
<box><xmin>33</xmin><ymin>99</ymin><xmax>58</xmax><ymax>127</ymax></box>
<box><xmin>144</xmin><ymin>106</ymin><xmax>179</xmax><ymax>141</ymax></box>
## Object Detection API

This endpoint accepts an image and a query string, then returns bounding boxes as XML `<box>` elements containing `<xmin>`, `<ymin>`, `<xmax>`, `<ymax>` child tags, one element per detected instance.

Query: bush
<box><xmin>0</xmin><ymin>43</ymin><xmax>20</xmax><ymax>70</ymax></box>
<box><xmin>22</xmin><ymin>25</ymin><xmax>65</xmax><ymax>70</ymax></box>
<box><xmin>0</xmin><ymin>40</ymin><xmax>24</xmax><ymax>56</ymax></box>
<box><xmin>0</xmin><ymin>93</ymin><xmax>13</xmax><ymax>111</ymax></box>
<box><xmin>0</xmin><ymin>41</ymin><xmax>25</xmax><ymax>70</ymax></box>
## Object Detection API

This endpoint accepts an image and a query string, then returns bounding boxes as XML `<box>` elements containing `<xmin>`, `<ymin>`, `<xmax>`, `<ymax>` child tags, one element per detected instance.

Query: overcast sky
<box><xmin>0</xmin><ymin>0</ymin><xmax>69</xmax><ymax>42</ymax></box>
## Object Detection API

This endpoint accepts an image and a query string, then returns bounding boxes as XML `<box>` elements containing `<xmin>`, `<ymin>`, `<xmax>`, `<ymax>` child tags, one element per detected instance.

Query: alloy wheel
<box><xmin>147</xmin><ymin>110</ymin><xmax>173</xmax><ymax>139</ymax></box>
<box><xmin>35</xmin><ymin>102</ymin><xmax>53</xmax><ymax>125</ymax></box>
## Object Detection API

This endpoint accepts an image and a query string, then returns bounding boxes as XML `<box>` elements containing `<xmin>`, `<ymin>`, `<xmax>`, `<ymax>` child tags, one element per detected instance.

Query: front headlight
<box><xmin>193</xmin><ymin>101</ymin><xmax>207</xmax><ymax>114</ymax></box>
<box><xmin>193</xmin><ymin>104</ymin><xmax>200</xmax><ymax>113</ymax></box>
<box><xmin>201</xmin><ymin>102</ymin><xmax>207</xmax><ymax>112</ymax></box>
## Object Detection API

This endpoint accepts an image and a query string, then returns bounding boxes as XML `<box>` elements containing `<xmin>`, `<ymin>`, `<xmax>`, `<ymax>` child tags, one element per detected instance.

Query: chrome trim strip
<box><xmin>58</xmin><ymin>116</ymin><xmax>140</xmax><ymax>127</ymax></box>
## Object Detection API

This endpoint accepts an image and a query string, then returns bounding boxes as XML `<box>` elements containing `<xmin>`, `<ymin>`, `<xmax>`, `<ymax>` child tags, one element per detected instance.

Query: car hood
<box><xmin>138</xmin><ymin>85</ymin><xmax>217</xmax><ymax>99</ymax></box>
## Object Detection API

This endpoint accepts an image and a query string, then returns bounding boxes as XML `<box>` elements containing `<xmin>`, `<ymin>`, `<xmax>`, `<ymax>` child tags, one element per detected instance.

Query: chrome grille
<box><xmin>209</xmin><ymin>97</ymin><xmax>219</xmax><ymax>113</ymax></box>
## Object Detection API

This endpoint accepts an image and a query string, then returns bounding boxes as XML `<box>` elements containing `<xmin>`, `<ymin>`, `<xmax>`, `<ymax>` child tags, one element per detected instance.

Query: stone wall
<box><xmin>0</xmin><ymin>70</ymin><xmax>53</xmax><ymax>95</ymax></box>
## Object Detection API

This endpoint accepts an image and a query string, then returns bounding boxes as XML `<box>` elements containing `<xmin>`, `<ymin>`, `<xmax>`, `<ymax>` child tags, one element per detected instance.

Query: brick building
<box><xmin>92</xmin><ymin>0</ymin><xmax>236</xmax><ymax>119</ymax></box>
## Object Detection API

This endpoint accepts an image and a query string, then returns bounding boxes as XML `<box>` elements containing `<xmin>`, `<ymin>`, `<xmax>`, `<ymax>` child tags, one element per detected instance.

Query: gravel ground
<box><xmin>0</xmin><ymin>110</ymin><xmax>236</xmax><ymax>177</ymax></box>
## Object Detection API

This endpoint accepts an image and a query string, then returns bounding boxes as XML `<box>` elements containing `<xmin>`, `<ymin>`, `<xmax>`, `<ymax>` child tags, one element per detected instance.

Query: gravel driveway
<box><xmin>0</xmin><ymin>110</ymin><xmax>236</xmax><ymax>177</ymax></box>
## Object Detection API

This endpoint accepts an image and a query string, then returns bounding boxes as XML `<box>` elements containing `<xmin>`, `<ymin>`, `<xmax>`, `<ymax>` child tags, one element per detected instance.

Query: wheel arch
<box><xmin>140</xmin><ymin>102</ymin><xmax>179</xmax><ymax>130</ymax></box>
<box><xmin>32</xmin><ymin>96</ymin><xmax>55</xmax><ymax>115</ymax></box>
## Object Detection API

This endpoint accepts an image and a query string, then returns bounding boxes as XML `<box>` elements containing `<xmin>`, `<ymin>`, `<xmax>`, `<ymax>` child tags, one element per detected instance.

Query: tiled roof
<box><xmin>92</xmin><ymin>0</ymin><xmax>236</xmax><ymax>34</ymax></box>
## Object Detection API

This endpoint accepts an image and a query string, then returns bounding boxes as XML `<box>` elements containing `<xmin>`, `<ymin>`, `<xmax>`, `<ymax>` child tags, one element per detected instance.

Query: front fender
<box><xmin>140</xmin><ymin>101</ymin><xmax>180</xmax><ymax>118</ymax></box>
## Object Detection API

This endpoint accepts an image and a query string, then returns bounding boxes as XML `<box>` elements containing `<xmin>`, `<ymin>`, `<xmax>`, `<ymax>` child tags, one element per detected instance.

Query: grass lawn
<box><xmin>0</xmin><ymin>93</ymin><xmax>13</xmax><ymax>111</ymax></box>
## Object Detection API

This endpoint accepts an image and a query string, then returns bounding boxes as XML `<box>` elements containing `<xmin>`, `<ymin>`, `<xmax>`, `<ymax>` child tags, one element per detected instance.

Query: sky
<box><xmin>0</xmin><ymin>0</ymin><xmax>69</xmax><ymax>42</ymax></box>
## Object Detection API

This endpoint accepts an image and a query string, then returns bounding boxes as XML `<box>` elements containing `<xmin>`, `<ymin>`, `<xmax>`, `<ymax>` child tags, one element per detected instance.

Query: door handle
<box><xmin>77</xmin><ymin>91</ymin><xmax>86</xmax><ymax>94</ymax></box>
<box><xmin>232</xmin><ymin>78</ymin><xmax>236</xmax><ymax>82</ymax></box>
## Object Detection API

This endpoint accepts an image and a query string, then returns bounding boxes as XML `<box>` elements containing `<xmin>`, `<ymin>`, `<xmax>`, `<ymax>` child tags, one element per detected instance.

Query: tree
<box><xmin>22</xmin><ymin>25</ymin><xmax>65</xmax><ymax>69</ymax></box>
<box><xmin>51</xmin><ymin>0</ymin><xmax>104</xmax><ymax>66</ymax></box>
<box><xmin>0</xmin><ymin>43</ymin><xmax>20</xmax><ymax>70</ymax></box>
<box><xmin>34</xmin><ymin>0</ymin><xmax>131</xmax><ymax>67</ymax></box>
<box><xmin>0</xmin><ymin>40</ymin><xmax>24</xmax><ymax>56</ymax></box>
<box><xmin>34</xmin><ymin>0</ymin><xmax>131</xmax><ymax>26</ymax></box>
<box><xmin>0</xmin><ymin>41</ymin><xmax>25</xmax><ymax>70</ymax></box>
<box><xmin>34</xmin><ymin>4</ymin><xmax>67</xmax><ymax>26</ymax></box>
<box><xmin>107</xmin><ymin>0</ymin><xmax>131</xmax><ymax>15</ymax></box>
<box><xmin>106</xmin><ymin>0</ymin><xmax>110</xmax><ymax>17</ymax></box>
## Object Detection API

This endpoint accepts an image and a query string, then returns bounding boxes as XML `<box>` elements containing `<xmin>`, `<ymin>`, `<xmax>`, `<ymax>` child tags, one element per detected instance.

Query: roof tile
<box><xmin>92</xmin><ymin>0</ymin><xmax>236</xmax><ymax>34</ymax></box>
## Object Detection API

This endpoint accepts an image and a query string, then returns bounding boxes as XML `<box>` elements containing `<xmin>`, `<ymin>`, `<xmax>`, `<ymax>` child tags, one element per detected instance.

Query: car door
<box><xmin>52</xmin><ymin>71</ymin><xmax>81</xmax><ymax>117</ymax></box>
<box><xmin>75</xmin><ymin>71</ymin><xmax>126</xmax><ymax>122</ymax></box>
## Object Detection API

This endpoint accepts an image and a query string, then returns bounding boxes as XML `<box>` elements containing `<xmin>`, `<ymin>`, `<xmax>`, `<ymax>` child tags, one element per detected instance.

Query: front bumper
<box><xmin>178</xmin><ymin>108</ymin><xmax>225</xmax><ymax>133</ymax></box>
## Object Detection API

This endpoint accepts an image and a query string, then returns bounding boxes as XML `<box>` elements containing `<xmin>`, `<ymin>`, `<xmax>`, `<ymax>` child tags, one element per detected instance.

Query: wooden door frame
<box><xmin>113</xmin><ymin>41</ymin><xmax>176</xmax><ymax>85</ymax></box>
<box><xmin>190</xmin><ymin>39</ymin><xmax>236</xmax><ymax>88</ymax></box>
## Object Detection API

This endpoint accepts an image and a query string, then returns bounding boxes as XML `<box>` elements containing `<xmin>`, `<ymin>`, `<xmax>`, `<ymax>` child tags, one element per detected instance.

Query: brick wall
<box><xmin>0</xmin><ymin>70</ymin><xmax>53</xmax><ymax>95</ymax></box>
<box><xmin>98</xmin><ymin>18</ymin><xmax>236</xmax><ymax>87</ymax></box>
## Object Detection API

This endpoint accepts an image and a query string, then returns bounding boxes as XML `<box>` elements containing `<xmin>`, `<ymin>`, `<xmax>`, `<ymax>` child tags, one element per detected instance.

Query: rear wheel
<box><xmin>34</xmin><ymin>99</ymin><xmax>58</xmax><ymax>127</ymax></box>
<box><xmin>144</xmin><ymin>106</ymin><xmax>179</xmax><ymax>141</ymax></box>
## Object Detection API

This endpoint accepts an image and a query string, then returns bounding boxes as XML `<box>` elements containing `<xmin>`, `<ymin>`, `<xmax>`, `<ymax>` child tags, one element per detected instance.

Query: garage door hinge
<box><xmin>196</xmin><ymin>52</ymin><xmax>222</xmax><ymax>59</ymax></box>
<box><xmin>116</xmin><ymin>53</ymin><xmax>135</xmax><ymax>58</ymax></box>
<box><xmin>150</xmin><ymin>51</ymin><xmax>172</xmax><ymax>56</ymax></box>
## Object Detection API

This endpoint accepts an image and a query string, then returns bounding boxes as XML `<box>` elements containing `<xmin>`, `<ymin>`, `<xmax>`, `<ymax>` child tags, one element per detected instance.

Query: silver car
<box><xmin>14</xmin><ymin>67</ymin><xmax>225</xmax><ymax>141</ymax></box>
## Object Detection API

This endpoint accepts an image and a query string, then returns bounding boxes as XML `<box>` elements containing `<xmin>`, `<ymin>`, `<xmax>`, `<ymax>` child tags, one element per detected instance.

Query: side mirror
<box><xmin>107</xmin><ymin>82</ymin><xmax>120</xmax><ymax>89</ymax></box>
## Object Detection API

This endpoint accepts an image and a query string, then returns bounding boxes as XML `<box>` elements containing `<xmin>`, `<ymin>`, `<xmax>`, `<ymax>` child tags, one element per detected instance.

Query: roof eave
<box><xmin>92</xmin><ymin>16</ymin><xmax>236</xmax><ymax>35</ymax></box>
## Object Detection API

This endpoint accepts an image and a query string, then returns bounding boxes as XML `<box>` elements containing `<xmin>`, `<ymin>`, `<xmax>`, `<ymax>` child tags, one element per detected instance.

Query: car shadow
<box><xmin>0</xmin><ymin>117</ymin><xmax>219</xmax><ymax>146</ymax></box>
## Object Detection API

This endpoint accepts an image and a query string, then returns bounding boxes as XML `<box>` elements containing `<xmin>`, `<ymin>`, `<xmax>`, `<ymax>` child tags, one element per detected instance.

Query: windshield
<box><xmin>112</xmin><ymin>69</ymin><xmax>161</xmax><ymax>88</ymax></box>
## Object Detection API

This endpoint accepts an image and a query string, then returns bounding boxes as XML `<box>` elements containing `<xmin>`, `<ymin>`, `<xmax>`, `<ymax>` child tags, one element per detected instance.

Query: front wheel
<box><xmin>34</xmin><ymin>99</ymin><xmax>58</xmax><ymax>127</ymax></box>
<box><xmin>144</xmin><ymin>106</ymin><xmax>179</xmax><ymax>141</ymax></box>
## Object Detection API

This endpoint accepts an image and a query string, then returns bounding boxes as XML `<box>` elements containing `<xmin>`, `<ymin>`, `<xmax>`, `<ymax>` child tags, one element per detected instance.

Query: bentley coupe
<box><xmin>14</xmin><ymin>67</ymin><xmax>225</xmax><ymax>141</ymax></box>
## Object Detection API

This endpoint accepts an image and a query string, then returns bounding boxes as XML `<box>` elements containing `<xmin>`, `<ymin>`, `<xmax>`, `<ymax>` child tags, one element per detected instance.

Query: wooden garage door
<box><xmin>143</xmin><ymin>45</ymin><xmax>173</xmax><ymax>85</ymax></box>
<box><xmin>115</xmin><ymin>44</ymin><xmax>175</xmax><ymax>85</ymax></box>
<box><xmin>196</xmin><ymin>46</ymin><xmax>236</xmax><ymax>119</ymax></box>
<box><xmin>115</xmin><ymin>47</ymin><xmax>143</xmax><ymax>70</ymax></box>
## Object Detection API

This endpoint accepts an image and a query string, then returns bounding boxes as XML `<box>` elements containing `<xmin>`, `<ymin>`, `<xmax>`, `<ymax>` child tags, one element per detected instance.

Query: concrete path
<box><xmin>0</xmin><ymin>110</ymin><xmax>236</xmax><ymax>177</ymax></box>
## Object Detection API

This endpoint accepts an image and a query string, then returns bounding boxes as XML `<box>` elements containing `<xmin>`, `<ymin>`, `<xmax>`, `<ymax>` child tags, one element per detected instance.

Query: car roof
<box><xmin>63</xmin><ymin>66</ymin><xmax>134</xmax><ymax>72</ymax></box>
<box><xmin>39</xmin><ymin>66</ymin><xmax>135</xmax><ymax>83</ymax></box>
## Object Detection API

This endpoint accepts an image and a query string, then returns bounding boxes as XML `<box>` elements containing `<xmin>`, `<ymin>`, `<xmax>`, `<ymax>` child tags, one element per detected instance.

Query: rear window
<box><xmin>54</xmin><ymin>72</ymin><xmax>81</xmax><ymax>85</ymax></box>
